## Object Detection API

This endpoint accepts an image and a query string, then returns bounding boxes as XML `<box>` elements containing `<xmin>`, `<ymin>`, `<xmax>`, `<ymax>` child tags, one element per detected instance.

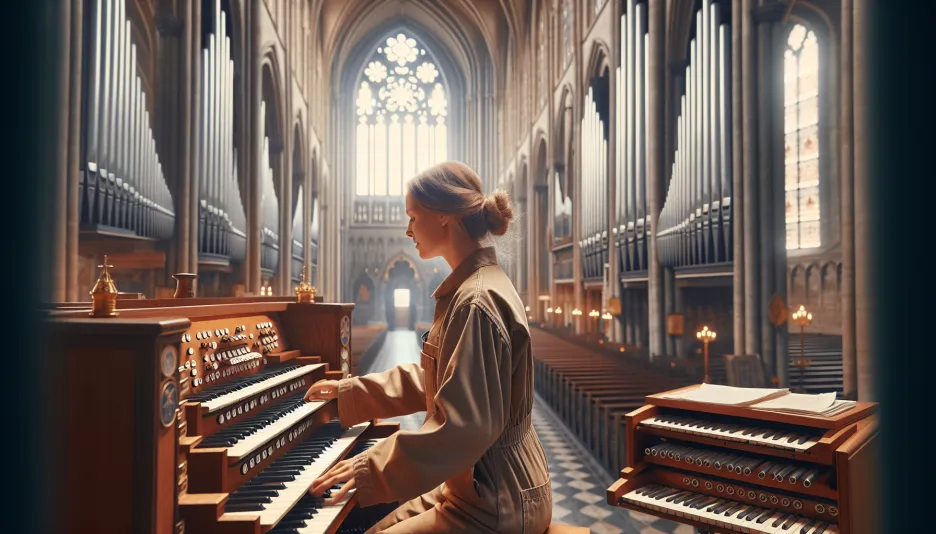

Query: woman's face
<box><xmin>405</xmin><ymin>193</ymin><xmax>449</xmax><ymax>260</ymax></box>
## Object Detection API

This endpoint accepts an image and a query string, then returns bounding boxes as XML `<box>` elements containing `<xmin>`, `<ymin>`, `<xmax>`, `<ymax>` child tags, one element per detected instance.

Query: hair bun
<box><xmin>483</xmin><ymin>189</ymin><xmax>514</xmax><ymax>236</ymax></box>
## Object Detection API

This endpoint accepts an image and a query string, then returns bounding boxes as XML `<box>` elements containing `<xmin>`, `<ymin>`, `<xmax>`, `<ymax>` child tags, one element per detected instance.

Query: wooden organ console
<box><xmin>43</xmin><ymin>297</ymin><xmax>398</xmax><ymax>534</ymax></box>
<box><xmin>607</xmin><ymin>385</ymin><xmax>879</xmax><ymax>534</ymax></box>
<box><xmin>657</xmin><ymin>0</ymin><xmax>733</xmax><ymax>268</ymax></box>
<box><xmin>80</xmin><ymin>0</ymin><xmax>175</xmax><ymax>240</ymax></box>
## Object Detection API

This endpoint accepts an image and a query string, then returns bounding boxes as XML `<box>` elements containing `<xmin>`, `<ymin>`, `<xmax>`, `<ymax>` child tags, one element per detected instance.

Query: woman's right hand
<box><xmin>303</xmin><ymin>379</ymin><xmax>340</xmax><ymax>402</ymax></box>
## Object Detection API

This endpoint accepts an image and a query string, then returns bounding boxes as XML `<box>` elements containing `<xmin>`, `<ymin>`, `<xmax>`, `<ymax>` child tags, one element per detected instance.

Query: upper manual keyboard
<box><xmin>640</xmin><ymin>414</ymin><xmax>822</xmax><ymax>451</ymax></box>
<box><xmin>187</xmin><ymin>364</ymin><xmax>324</xmax><ymax>414</ymax></box>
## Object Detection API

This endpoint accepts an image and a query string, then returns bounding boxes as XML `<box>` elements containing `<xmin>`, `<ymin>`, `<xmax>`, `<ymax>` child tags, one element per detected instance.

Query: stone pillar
<box><xmin>65</xmin><ymin>0</ymin><xmax>83</xmax><ymax>301</ymax></box>
<box><xmin>247</xmin><ymin>0</ymin><xmax>262</xmax><ymax>294</ymax></box>
<box><xmin>741</xmin><ymin>0</ymin><xmax>761</xmax><ymax>358</ymax></box>
<box><xmin>731</xmin><ymin>0</ymin><xmax>746</xmax><ymax>354</ymax></box>
<box><xmin>276</xmin><ymin>141</ymin><xmax>292</xmax><ymax>295</ymax></box>
<box><xmin>839</xmin><ymin>0</ymin><xmax>858</xmax><ymax>400</ymax></box>
<box><xmin>853</xmin><ymin>0</ymin><xmax>875</xmax><ymax>401</ymax></box>
<box><xmin>302</xmin><ymin>170</ymin><xmax>311</xmax><ymax>269</ymax></box>
<box><xmin>51</xmin><ymin>0</ymin><xmax>72</xmax><ymax>302</ymax></box>
<box><xmin>647</xmin><ymin>0</ymin><xmax>666</xmax><ymax>358</ymax></box>
<box><xmin>664</xmin><ymin>269</ymin><xmax>675</xmax><ymax>355</ymax></box>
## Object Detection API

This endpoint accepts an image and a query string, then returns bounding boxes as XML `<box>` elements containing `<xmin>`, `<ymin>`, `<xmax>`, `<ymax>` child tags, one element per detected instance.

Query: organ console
<box><xmin>200</xmin><ymin>0</ymin><xmax>248</xmax><ymax>265</ymax></box>
<box><xmin>607</xmin><ymin>385</ymin><xmax>879</xmax><ymax>533</ymax></box>
<box><xmin>616</xmin><ymin>0</ymin><xmax>649</xmax><ymax>276</ymax></box>
<box><xmin>81</xmin><ymin>0</ymin><xmax>175</xmax><ymax>240</ymax></box>
<box><xmin>657</xmin><ymin>0</ymin><xmax>733</xmax><ymax>269</ymax></box>
<box><xmin>43</xmin><ymin>296</ymin><xmax>397</xmax><ymax>534</ymax></box>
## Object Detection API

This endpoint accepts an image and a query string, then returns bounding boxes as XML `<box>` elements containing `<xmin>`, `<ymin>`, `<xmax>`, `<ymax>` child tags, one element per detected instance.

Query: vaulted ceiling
<box><xmin>314</xmin><ymin>0</ymin><xmax>535</xmax><ymax>94</ymax></box>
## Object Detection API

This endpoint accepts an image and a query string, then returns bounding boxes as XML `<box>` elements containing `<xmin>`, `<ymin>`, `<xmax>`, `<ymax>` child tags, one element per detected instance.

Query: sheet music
<box><xmin>750</xmin><ymin>392</ymin><xmax>836</xmax><ymax>413</ymax></box>
<box><xmin>659</xmin><ymin>384</ymin><xmax>789</xmax><ymax>406</ymax></box>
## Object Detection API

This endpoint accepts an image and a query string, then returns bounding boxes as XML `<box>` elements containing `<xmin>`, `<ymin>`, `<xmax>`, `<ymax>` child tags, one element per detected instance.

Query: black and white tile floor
<box><xmin>363</xmin><ymin>330</ymin><xmax>696</xmax><ymax>534</ymax></box>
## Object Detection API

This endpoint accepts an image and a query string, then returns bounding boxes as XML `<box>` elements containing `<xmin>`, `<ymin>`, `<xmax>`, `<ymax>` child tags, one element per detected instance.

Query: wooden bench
<box><xmin>531</xmin><ymin>328</ymin><xmax>697</xmax><ymax>474</ymax></box>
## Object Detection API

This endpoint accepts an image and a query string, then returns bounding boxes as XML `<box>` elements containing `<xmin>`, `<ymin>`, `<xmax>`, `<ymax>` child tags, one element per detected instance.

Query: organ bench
<box><xmin>607</xmin><ymin>385</ymin><xmax>879</xmax><ymax>534</ymax></box>
<box><xmin>43</xmin><ymin>296</ymin><xmax>398</xmax><ymax>534</ymax></box>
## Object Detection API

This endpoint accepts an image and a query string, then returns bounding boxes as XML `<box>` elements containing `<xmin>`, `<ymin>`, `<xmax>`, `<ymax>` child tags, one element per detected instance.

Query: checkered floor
<box><xmin>364</xmin><ymin>330</ymin><xmax>698</xmax><ymax>533</ymax></box>
<box><xmin>532</xmin><ymin>396</ymin><xmax>695</xmax><ymax>534</ymax></box>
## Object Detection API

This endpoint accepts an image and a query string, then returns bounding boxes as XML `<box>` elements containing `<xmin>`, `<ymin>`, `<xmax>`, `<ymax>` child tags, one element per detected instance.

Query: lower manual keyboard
<box><xmin>223</xmin><ymin>420</ymin><xmax>370</xmax><ymax>529</ymax></box>
<box><xmin>266</xmin><ymin>438</ymin><xmax>386</xmax><ymax>534</ymax></box>
<box><xmin>620</xmin><ymin>484</ymin><xmax>839</xmax><ymax>534</ymax></box>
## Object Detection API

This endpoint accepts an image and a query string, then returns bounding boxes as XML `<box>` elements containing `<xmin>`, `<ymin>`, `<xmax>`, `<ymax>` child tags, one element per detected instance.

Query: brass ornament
<box><xmin>90</xmin><ymin>255</ymin><xmax>119</xmax><ymax>318</ymax></box>
<box><xmin>295</xmin><ymin>265</ymin><xmax>317</xmax><ymax>303</ymax></box>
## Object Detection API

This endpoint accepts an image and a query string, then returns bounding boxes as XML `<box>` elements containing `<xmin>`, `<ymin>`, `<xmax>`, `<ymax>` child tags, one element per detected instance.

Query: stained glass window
<box><xmin>355</xmin><ymin>32</ymin><xmax>448</xmax><ymax>197</ymax></box>
<box><xmin>562</xmin><ymin>0</ymin><xmax>574</xmax><ymax>68</ymax></box>
<box><xmin>784</xmin><ymin>24</ymin><xmax>821</xmax><ymax>250</ymax></box>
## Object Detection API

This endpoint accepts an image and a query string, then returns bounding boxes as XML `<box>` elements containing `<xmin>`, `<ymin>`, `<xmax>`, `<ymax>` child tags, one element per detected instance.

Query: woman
<box><xmin>303</xmin><ymin>161</ymin><xmax>552</xmax><ymax>533</ymax></box>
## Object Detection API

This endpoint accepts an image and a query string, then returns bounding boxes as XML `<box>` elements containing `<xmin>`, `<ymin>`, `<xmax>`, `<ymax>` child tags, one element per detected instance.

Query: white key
<box><xmin>641</xmin><ymin>418</ymin><xmax>818</xmax><ymax>451</ymax></box>
<box><xmin>225</xmin><ymin>423</ymin><xmax>370</xmax><ymax>528</ymax></box>
<box><xmin>202</xmin><ymin>364</ymin><xmax>324</xmax><ymax>413</ymax></box>
<box><xmin>226</xmin><ymin>401</ymin><xmax>326</xmax><ymax>460</ymax></box>
<box><xmin>294</xmin><ymin>488</ymin><xmax>357</xmax><ymax>533</ymax></box>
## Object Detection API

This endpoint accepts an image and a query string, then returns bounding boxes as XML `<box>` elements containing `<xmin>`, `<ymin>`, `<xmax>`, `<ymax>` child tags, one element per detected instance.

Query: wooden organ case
<box><xmin>44</xmin><ymin>297</ymin><xmax>398</xmax><ymax>534</ymax></box>
<box><xmin>606</xmin><ymin>385</ymin><xmax>879</xmax><ymax>534</ymax></box>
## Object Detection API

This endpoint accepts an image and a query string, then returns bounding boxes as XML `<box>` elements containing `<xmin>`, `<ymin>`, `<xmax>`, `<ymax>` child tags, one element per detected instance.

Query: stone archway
<box><xmin>385</xmin><ymin>259</ymin><xmax>418</xmax><ymax>330</ymax></box>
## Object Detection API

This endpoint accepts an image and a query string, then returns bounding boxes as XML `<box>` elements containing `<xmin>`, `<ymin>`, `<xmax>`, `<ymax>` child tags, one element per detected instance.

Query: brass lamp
<box><xmin>696</xmin><ymin>325</ymin><xmax>717</xmax><ymax>383</ymax></box>
<box><xmin>792</xmin><ymin>305</ymin><xmax>813</xmax><ymax>392</ymax></box>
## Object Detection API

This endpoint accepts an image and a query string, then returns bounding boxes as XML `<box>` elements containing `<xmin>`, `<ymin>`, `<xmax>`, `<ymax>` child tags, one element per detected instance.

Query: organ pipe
<box><xmin>80</xmin><ymin>0</ymin><xmax>174</xmax><ymax>240</ymax></box>
<box><xmin>260</xmin><ymin>100</ymin><xmax>280</xmax><ymax>275</ymax></box>
<box><xmin>199</xmin><ymin>0</ymin><xmax>247</xmax><ymax>263</ymax></box>
<box><xmin>617</xmin><ymin>1</ymin><xmax>649</xmax><ymax>274</ymax></box>
<box><xmin>658</xmin><ymin>0</ymin><xmax>732</xmax><ymax>268</ymax></box>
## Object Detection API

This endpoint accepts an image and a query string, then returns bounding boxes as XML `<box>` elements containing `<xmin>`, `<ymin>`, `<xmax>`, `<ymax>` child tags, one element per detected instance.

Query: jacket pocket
<box><xmin>419</xmin><ymin>349</ymin><xmax>437</xmax><ymax>414</ymax></box>
<box><xmin>520</xmin><ymin>481</ymin><xmax>552</xmax><ymax>534</ymax></box>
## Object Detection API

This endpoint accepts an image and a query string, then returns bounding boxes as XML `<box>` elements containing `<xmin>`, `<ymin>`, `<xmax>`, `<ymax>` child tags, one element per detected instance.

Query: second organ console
<box><xmin>43</xmin><ymin>296</ymin><xmax>397</xmax><ymax>534</ymax></box>
<box><xmin>607</xmin><ymin>385</ymin><xmax>879</xmax><ymax>533</ymax></box>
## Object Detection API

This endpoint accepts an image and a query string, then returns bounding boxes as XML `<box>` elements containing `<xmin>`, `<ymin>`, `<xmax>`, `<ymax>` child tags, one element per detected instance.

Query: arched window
<box><xmin>538</xmin><ymin>8</ymin><xmax>547</xmax><ymax>109</ymax></box>
<box><xmin>594</xmin><ymin>0</ymin><xmax>607</xmax><ymax>17</ymax></box>
<box><xmin>784</xmin><ymin>24</ymin><xmax>820</xmax><ymax>250</ymax></box>
<box><xmin>355</xmin><ymin>31</ymin><xmax>448</xmax><ymax>198</ymax></box>
<box><xmin>562</xmin><ymin>0</ymin><xmax>574</xmax><ymax>68</ymax></box>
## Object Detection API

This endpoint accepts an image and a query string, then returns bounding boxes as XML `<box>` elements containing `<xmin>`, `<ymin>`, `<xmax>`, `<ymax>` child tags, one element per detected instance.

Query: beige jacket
<box><xmin>337</xmin><ymin>247</ymin><xmax>552</xmax><ymax>533</ymax></box>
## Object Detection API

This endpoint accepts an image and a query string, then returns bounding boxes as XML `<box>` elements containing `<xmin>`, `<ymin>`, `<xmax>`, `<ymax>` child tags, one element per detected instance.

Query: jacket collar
<box><xmin>432</xmin><ymin>247</ymin><xmax>498</xmax><ymax>299</ymax></box>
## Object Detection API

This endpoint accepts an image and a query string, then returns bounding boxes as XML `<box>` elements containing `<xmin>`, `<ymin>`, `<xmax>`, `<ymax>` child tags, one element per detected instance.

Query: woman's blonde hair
<box><xmin>407</xmin><ymin>161</ymin><xmax>515</xmax><ymax>239</ymax></box>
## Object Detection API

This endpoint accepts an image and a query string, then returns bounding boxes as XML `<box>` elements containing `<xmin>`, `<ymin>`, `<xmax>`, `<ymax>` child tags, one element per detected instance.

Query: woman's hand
<box><xmin>309</xmin><ymin>457</ymin><xmax>356</xmax><ymax>504</ymax></box>
<box><xmin>303</xmin><ymin>379</ymin><xmax>340</xmax><ymax>402</ymax></box>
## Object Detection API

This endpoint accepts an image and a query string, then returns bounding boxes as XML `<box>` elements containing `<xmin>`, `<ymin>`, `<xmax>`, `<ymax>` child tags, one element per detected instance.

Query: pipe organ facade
<box><xmin>580</xmin><ymin>86</ymin><xmax>608</xmax><ymax>280</ymax></box>
<box><xmin>199</xmin><ymin>0</ymin><xmax>247</xmax><ymax>266</ymax></box>
<box><xmin>616</xmin><ymin>0</ymin><xmax>649</xmax><ymax>275</ymax></box>
<box><xmin>81</xmin><ymin>0</ymin><xmax>174</xmax><ymax>241</ymax></box>
<box><xmin>658</xmin><ymin>0</ymin><xmax>733</xmax><ymax>269</ymax></box>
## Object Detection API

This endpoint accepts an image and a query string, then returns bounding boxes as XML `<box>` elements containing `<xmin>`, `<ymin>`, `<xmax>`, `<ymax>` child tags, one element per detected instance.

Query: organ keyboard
<box><xmin>607</xmin><ymin>385</ymin><xmax>879</xmax><ymax>534</ymax></box>
<box><xmin>43</xmin><ymin>296</ymin><xmax>397</xmax><ymax>534</ymax></box>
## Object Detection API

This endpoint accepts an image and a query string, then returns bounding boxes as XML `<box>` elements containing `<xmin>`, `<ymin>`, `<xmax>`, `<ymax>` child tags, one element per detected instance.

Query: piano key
<box><xmin>200</xmin><ymin>364</ymin><xmax>324</xmax><ymax>413</ymax></box>
<box><xmin>224</xmin><ymin>401</ymin><xmax>326</xmax><ymax>459</ymax></box>
<box><xmin>224</xmin><ymin>422</ymin><xmax>371</xmax><ymax>528</ymax></box>
<box><xmin>640</xmin><ymin>417</ymin><xmax>820</xmax><ymax>451</ymax></box>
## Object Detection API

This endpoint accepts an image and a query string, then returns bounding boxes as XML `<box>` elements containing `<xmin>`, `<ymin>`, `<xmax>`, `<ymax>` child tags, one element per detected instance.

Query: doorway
<box><xmin>385</xmin><ymin>259</ymin><xmax>417</xmax><ymax>330</ymax></box>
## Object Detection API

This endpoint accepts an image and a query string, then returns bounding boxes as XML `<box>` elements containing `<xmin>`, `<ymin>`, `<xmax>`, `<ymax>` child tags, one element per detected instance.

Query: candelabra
<box><xmin>696</xmin><ymin>326</ymin><xmax>717</xmax><ymax>383</ymax></box>
<box><xmin>791</xmin><ymin>305</ymin><xmax>813</xmax><ymax>393</ymax></box>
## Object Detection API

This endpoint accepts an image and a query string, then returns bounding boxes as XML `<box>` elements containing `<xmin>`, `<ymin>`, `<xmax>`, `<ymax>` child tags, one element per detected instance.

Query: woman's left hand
<box><xmin>310</xmin><ymin>457</ymin><xmax>356</xmax><ymax>504</ymax></box>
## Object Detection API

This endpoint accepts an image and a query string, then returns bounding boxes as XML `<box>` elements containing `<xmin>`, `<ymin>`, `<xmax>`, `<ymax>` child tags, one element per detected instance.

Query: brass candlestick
<box><xmin>696</xmin><ymin>326</ymin><xmax>717</xmax><ymax>383</ymax></box>
<box><xmin>791</xmin><ymin>305</ymin><xmax>813</xmax><ymax>393</ymax></box>
<box><xmin>90</xmin><ymin>255</ymin><xmax>119</xmax><ymax>318</ymax></box>
<box><xmin>295</xmin><ymin>265</ymin><xmax>317</xmax><ymax>303</ymax></box>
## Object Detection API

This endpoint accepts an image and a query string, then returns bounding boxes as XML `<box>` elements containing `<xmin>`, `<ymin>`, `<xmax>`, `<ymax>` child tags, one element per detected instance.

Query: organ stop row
<box><xmin>607</xmin><ymin>384</ymin><xmax>879</xmax><ymax>534</ymax></box>
<box><xmin>44</xmin><ymin>295</ymin><xmax>398</xmax><ymax>534</ymax></box>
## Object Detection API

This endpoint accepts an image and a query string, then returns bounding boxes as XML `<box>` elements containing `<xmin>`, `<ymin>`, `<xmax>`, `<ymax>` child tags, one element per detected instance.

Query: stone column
<box><xmin>647</xmin><ymin>0</ymin><xmax>666</xmax><ymax>358</ymax></box>
<box><xmin>741</xmin><ymin>0</ymin><xmax>761</xmax><ymax>358</ymax></box>
<box><xmin>65</xmin><ymin>0</ymin><xmax>82</xmax><ymax>301</ymax></box>
<box><xmin>839</xmin><ymin>0</ymin><xmax>858</xmax><ymax>400</ymax></box>
<box><xmin>302</xmin><ymin>170</ymin><xmax>311</xmax><ymax>269</ymax></box>
<box><xmin>853</xmin><ymin>0</ymin><xmax>875</xmax><ymax>401</ymax></box>
<box><xmin>188</xmin><ymin>0</ymin><xmax>201</xmax><ymax>277</ymax></box>
<box><xmin>275</xmin><ymin>141</ymin><xmax>292</xmax><ymax>295</ymax></box>
<box><xmin>731</xmin><ymin>0</ymin><xmax>746</xmax><ymax>354</ymax></box>
<box><xmin>247</xmin><ymin>0</ymin><xmax>262</xmax><ymax>294</ymax></box>
<box><xmin>50</xmin><ymin>0</ymin><xmax>71</xmax><ymax>302</ymax></box>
